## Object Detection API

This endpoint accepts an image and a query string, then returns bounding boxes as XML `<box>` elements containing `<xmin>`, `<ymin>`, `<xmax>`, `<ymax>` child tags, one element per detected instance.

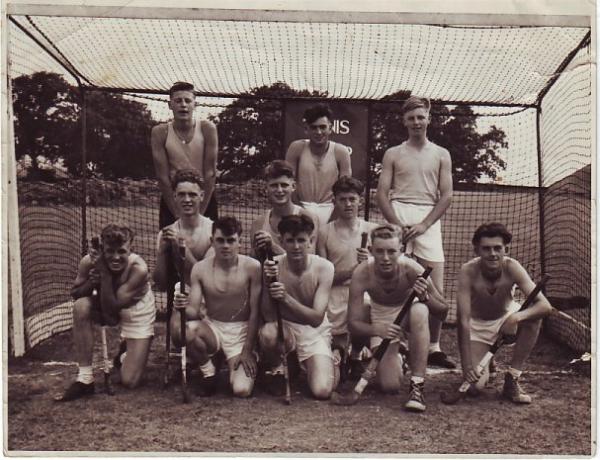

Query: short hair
<box><xmin>278</xmin><ymin>214</ymin><xmax>314</xmax><ymax>238</ymax></box>
<box><xmin>169</xmin><ymin>81</ymin><xmax>195</xmax><ymax>97</ymax></box>
<box><xmin>302</xmin><ymin>103</ymin><xmax>333</xmax><ymax>125</ymax></box>
<box><xmin>332</xmin><ymin>176</ymin><xmax>364</xmax><ymax>196</ymax></box>
<box><xmin>370</xmin><ymin>225</ymin><xmax>401</xmax><ymax>243</ymax></box>
<box><xmin>472</xmin><ymin>222</ymin><xmax>512</xmax><ymax>246</ymax></box>
<box><xmin>212</xmin><ymin>216</ymin><xmax>243</xmax><ymax>237</ymax></box>
<box><xmin>171</xmin><ymin>169</ymin><xmax>204</xmax><ymax>191</ymax></box>
<box><xmin>100</xmin><ymin>223</ymin><xmax>134</xmax><ymax>247</ymax></box>
<box><xmin>401</xmin><ymin>96</ymin><xmax>431</xmax><ymax>115</ymax></box>
<box><xmin>264</xmin><ymin>160</ymin><xmax>295</xmax><ymax>181</ymax></box>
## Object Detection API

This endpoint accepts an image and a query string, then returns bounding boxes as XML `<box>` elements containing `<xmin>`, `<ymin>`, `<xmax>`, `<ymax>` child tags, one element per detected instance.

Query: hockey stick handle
<box><xmin>360</xmin><ymin>232</ymin><xmax>368</xmax><ymax>249</ymax></box>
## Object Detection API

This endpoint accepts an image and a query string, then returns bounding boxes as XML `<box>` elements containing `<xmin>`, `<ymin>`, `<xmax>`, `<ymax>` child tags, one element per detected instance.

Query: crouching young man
<box><xmin>456</xmin><ymin>223</ymin><xmax>552</xmax><ymax>404</ymax></box>
<box><xmin>174</xmin><ymin>217</ymin><xmax>262</xmax><ymax>397</ymax></box>
<box><xmin>57</xmin><ymin>224</ymin><xmax>155</xmax><ymax>401</ymax></box>
<box><xmin>348</xmin><ymin>225</ymin><xmax>448</xmax><ymax>412</ymax></box>
<box><xmin>259</xmin><ymin>214</ymin><xmax>336</xmax><ymax>400</ymax></box>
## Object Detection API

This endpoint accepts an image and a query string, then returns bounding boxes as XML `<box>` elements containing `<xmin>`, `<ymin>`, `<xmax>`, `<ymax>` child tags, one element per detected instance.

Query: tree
<box><xmin>11</xmin><ymin>72</ymin><xmax>157</xmax><ymax>179</ymax></box>
<box><xmin>371</xmin><ymin>93</ymin><xmax>507</xmax><ymax>183</ymax></box>
<box><xmin>211</xmin><ymin>82</ymin><xmax>326</xmax><ymax>182</ymax></box>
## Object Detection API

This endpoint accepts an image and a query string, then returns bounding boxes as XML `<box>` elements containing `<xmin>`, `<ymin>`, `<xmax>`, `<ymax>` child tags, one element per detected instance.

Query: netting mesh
<box><xmin>9</xmin><ymin>15</ymin><xmax>588</xmax><ymax>105</ymax></box>
<box><xmin>6</xmin><ymin>14</ymin><xmax>592</xmax><ymax>353</ymax></box>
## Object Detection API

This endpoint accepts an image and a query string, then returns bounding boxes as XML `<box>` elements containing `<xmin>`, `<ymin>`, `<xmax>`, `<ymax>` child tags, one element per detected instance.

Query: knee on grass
<box><xmin>231</xmin><ymin>378</ymin><xmax>254</xmax><ymax>398</ymax></box>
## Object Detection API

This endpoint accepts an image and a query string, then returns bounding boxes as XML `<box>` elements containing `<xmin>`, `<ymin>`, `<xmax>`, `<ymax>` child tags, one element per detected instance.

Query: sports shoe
<box><xmin>502</xmin><ymin>373</ymin><xmax>532</xmax><ymax>404</ymax></box>
<box><xmin>427</xmin><ymin>351</ymin><xmax>457</xmax><ymax>369</ymax></box>
<box><xmin>113</xmin><ymin>341</ymin><xmax>127</xmax><ymax>370</ymax></box>
<box><xmin>265</xmin><ymin>373</ymin><xmax>287</xmax><ymax>397</ymax></box>
<box><xmin>404</xmin><ymin>380</ymin><xmax>426</xmax><ymax>412</ymax></box>
<box><xmin>55</xmin><ymin>381</ymin><xmax>95</xmax><ymax>402</ymax></box>
<box><xmin>347</xmin><ymin>358</ymin><xmax>365</xmax><ymax>381</ymax></box>
<box><xmin>195</xmin><ymin>374</ymin><xmax>218</xmax><ymax>397</ymax></box>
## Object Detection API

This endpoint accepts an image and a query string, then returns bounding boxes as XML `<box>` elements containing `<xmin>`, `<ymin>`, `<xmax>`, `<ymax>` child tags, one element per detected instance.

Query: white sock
<box><xmin>411</xmin><ymin>375</ymin><xmax>425</xmax><ymax>385</ymax></box>
<box><xmin>119</xmin><ymin>352</ymin><xmax>127</xmax><ymax>365</ymax></box>
<box><xmin>428</xmin><ymin>343</ymin><xmax>441</xmax><ymax>354</ymax></box>
<box><xmin>76</xmin><ymin>366</ymin><xmax>94</xmax><ymax>385</ymax></box>
<box><xmin>199</xmin><ymin>359</ymin><xmax>216</xmax><ymax>378</ymax></box>
<box><xmin>508</xmin><ymin>367</ymin><xmax>522</xmax><ymax>379</ymax></box>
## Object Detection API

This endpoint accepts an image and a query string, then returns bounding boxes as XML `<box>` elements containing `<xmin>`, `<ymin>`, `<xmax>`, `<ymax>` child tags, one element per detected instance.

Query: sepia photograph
<box><xmin>3</xmin><ymin>0</ymin><xmax>594</xmax><ymax>455</ymax></box>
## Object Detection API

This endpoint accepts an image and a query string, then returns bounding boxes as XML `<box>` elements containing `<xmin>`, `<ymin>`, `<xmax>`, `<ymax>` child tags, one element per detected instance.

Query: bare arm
<box><xmin>186</xmin><ymin>262</ymin><xmax>206</xmax><ymax>320</ymax></box>
<box><xmin>375</xmin><ymin>149</ymin><xmax>402</xmax><ymax>226</ymax></box>
<box><xmin>153</xmin><ymin>229</ymin><xmax>172</xmax><ymax>291</ymax></box>
<box><xmin>98</xmin><ymin>262</ymin><xmax>148</xmax><ymax>321</ymax></box>
<box><xmin>508</xmin><ymin>260</ymin><xmax>553</xmax><ymax>322</ymax></box>
<box><xmin>405</xmin><ymin>259</ymin><xmax>448</xmax><ymax>321</ymax></box>
<box><xmin>347</xmin><ymin>264</ymin><xmax>376</xmax><ymax>338</ymax></box>
<box><xmin>70</xmin><ymin>256</ymin><xmax>96</xmax><ymax>299</ymax></box>
<box><xmin>285</xmin><ymin>141</ymin><xmax>304</xmax><ymax>203</ymax></box>
<box><xmin>200</xmin><ymin>120</ymin><xmax>218</xmax><ymax>215</ymax></box>
<box><xmin>151</xmin><ymin>124</ymin><xmax>177</xmax><ymax>217</ymax></box>
<box><xmin>243</xmin><ymin>261</ymin><xmax>263</xmax><ymax>355</ymax></box>
<box><xmin>335</xmin><ymin>144</ymin><xmax>352</xmax><ymax>177</ymax></box>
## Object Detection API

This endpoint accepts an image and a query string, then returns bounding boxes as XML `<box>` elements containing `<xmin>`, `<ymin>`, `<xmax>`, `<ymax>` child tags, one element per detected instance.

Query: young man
<box><xmin>285</xmin><ymin>103</ymin><xmax>352</xmax><ymax>226</ymax></box>
<box><xmin>151</xmin><ymin>81</ymin><xmax>218</xmax><ymax>228</ymax></box>
<box><xmin>316</xmin><ymin>176</ymin><xmax>373</xmax><ymax>380</ymax></box>
<box><xmin>375</xmin><ymin>96</ymin><xmax>455</xmax><ymax>369</ymax></box>
<box><xmin>251</xmin><ymin>160</ymin><xmax>318</xmax><ymax>258</ymax></box>
<box><xmin>259</xmin><ymin>214</ymin><xmax>336</xmax><ymax>400</ymax></box>
<box><xmin>348</xmin><ymin>225</ymin><xmax>448</xmax><ymax>412</ymax></box>
<box><xmin>57</xmin><ymin>224</ymin><xmax>155</xmax><ymax>401</ymax></box>
<box><xmin>173</xmin><ymin>217</ymin><xmax>262</xmax><ymax>397</ymax></box>
<box><xmin>154</xmin><ymin>169</ymin><xmax>214</xmax><ymax>291</ymax></box>
<box><xmin>456</xmin><ymin>223</ymin><xmax>552</xmax><ymax>404</ymax></box>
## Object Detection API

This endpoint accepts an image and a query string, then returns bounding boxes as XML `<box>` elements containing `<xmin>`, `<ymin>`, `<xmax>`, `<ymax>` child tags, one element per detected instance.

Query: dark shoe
<box><xmin>265</xmin><ymin>373</ymin><xmax>287</xmax><ymax>397</ymax></box>
<box><xmin>427</xmin><ymin>351</ymin><xmax>457</xmax><ymax>369</ymax></box>
<box><xmin>404</xmin><ymin>380</ymin><xmax>426</xmax><ymax>412</ymax></box>
<box><xmin>113</xmin><ymin>341</ymin><xmax>127</xmax><ymax>370</ymax></box>
<box><xmin>55</xmin><ymin>381</ymin><xmax>95</xmax><ymax>402</ymax></box>
<box><xmin>488</xmin><ymin>357</ymin><xmax>497</xmax><ymax>381</ymax></box>
<box><xmin>347</xmin><ymin>358</ymin><xmax>365</xmax><ymax>381</ymax></box>
<box><xmin>196</xmin><ymin>374</ymin><xmax>218</xmax><ymax>397</ymax></box>
<box><xmin>502</xmin><ymin>373</ymin><xmax>532</xmax><ymax>404</ymax></box>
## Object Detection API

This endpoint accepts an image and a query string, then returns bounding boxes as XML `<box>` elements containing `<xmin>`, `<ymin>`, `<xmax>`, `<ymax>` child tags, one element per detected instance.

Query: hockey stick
<box><xmin>331</xmin><ymin>266</ymin><xmax>433</xmax><ymax>405</ymax></box>
<box><xmin>440</xmin><ymin>275</ymin><xmax>549</xmax><ymax>405</ymax></box>
<box><xmin>265</xmin><ymin>245</ymin><xmax>292</xmax><ymax>405</ymax></box>
<box><xmin>175</xmin><ymin>238</ymin><xmax>191</xmax><ymax>403</ymax></box>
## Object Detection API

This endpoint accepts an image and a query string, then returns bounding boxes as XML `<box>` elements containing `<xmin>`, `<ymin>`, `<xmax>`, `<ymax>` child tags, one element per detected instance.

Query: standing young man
<box><xmin>316</xmin><ymin>176</ymin><xmax>374</xmax><ymax>380</ymax></box>
<box><xmin>57</xmin><ymin>224</ymin><xmax>155</xmax><ymax>401</ymax></box>
<box><xmin>251</xmin><ymin>160</ymin><xmax>318</xmax><ymax>258</ymax></box>
<box><xmin>375</xmin><ymin>96</ymin><xmax>455</xmax><ymax>368</ymax></box>
<box><xmin>285</xmin><ymin>103</ymin><xmax>352</xmax><ymax>226</ymax></box>
<box><xmin>456</xmin><ymin>223</ymin><xmax>552</xmax><ymax>403</ymax></box>
<box><xmin>151</xmin><ymin>81</ymin><xmax>218</xmax><ymax>228</ymax></box>
<box><xmin>259</xmin><ymin>215</ymin><xmax>336</xmax><ymax>400</ymax></box>
<box><xmin>348</xmin><ymin>225</ymin><xmax>448</xmax><ymax>412</ymax></box>
<box><xmin>174</xmin><ymin>217</ymin><xmax>262</xmax><ymax>397</ymax></box>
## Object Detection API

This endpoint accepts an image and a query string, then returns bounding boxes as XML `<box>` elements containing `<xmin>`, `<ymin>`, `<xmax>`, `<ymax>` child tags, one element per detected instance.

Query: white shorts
<box><xmin>300</xmin><ymin>201</ymin><xmax>334</xmax><ymax>227</ymax></box>
<box><xmin>205</xmin><ymin>318</ymin><xmax>248</xmax><ymax>361</ymax></box>
<box><xmin>391</xmin><ymin>201</ymin><xmax>444</xmax><ymax>263</ymax></box>
<box><xmin>283</xmin><ymin>318</ymin><xmax>332</xmax><ymax>362</ymax></box>
<box><xmin>369</xmin><ymin>298</ymin><xmax>424</xmax><ymax>349</ymax></box>
<box><xmin>470</xmin><ymin>302</ymin><xmax>521</xmax><ymax>345</ymax></box>
<box><xmin>327</xmin><ymin>286</ymin><xmax>371</xmax><ymax>336</ymax></box>
<box><xmin>119</xmin><ymin>289</ymin><xmax>156</xmax><ymax>340</ymax></box>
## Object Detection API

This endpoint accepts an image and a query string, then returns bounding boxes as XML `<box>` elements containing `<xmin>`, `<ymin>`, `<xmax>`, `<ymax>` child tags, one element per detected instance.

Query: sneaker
<box><xmin>265</xmin><ymin>373</ymin><xmax>287</xmax><ymax>397</ymax></box>
<box><xmin>113</xmin><ymin>341</ymin><xmax>127</xmax><ymax>370</ymax></box>
<box><xmin>55</xmin><ymin>381</ymin><xmax>95</xmax><ymax>402</ymax></box>
<box><xmin>404</xmin><ymin>380</ymin><xmax>426</xmax><ymax>412</ymax></box>
<box><xmin>347</xmin><ymin>358</ymin><xmax>365</xmax><ymax>381</ymax></box>
<box><xmin>502</xmin><ymin>373</ymin><xmax>532</xmax><ymax>404</ymax></box>
<box><xmin>427</xmin><ymin>351</ymin><xmax>457</xmax><ymax>369</ymax></box>
<box><xmin>195</xmin><ymin>374</ymin><xmax>218</xmax><ymax>397</ymax></box>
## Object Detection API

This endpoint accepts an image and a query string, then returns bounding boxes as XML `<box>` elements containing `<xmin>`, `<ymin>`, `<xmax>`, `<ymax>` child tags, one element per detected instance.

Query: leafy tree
<box><xmin>11</xmin><ymin>72</ymin><xmax>156</xmax><ymax>179</ymax></box>
<box><xmin>210</xmin><ymin>82</ymin><xmax>326</xmax><ymax>182</ymax></box>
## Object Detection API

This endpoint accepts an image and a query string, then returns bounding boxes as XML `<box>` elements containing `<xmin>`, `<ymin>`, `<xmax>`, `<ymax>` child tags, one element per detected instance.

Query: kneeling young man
<box><xmin>175</xmin><ymin>217</ymin><xmax>262</xmax><ymax>397</ymax></box>
<box><xmin>348</xmin><ymin>225</ymin><xmax>448</xmax><ymax>412</ymax></box>
<box><xmin>58</xmin><ymin>224</ymin><xmax>155</xmax><ymax>401</ymax></box>
<box><xmin>457</xmin><ymin>223</ymin><xmax>552</xmax><ymax>404</ymax></box>
<box><xmin>259</xmin><ymin>214</ymin><xmax>335</xmax><ymax>400</ymax></box>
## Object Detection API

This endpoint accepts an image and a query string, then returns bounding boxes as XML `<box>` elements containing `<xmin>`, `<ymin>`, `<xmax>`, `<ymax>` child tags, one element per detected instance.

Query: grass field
<box><xmin>7</xmin><ymin>325</ymin><xmax>591</xmax><ymax>454</ymax></box>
